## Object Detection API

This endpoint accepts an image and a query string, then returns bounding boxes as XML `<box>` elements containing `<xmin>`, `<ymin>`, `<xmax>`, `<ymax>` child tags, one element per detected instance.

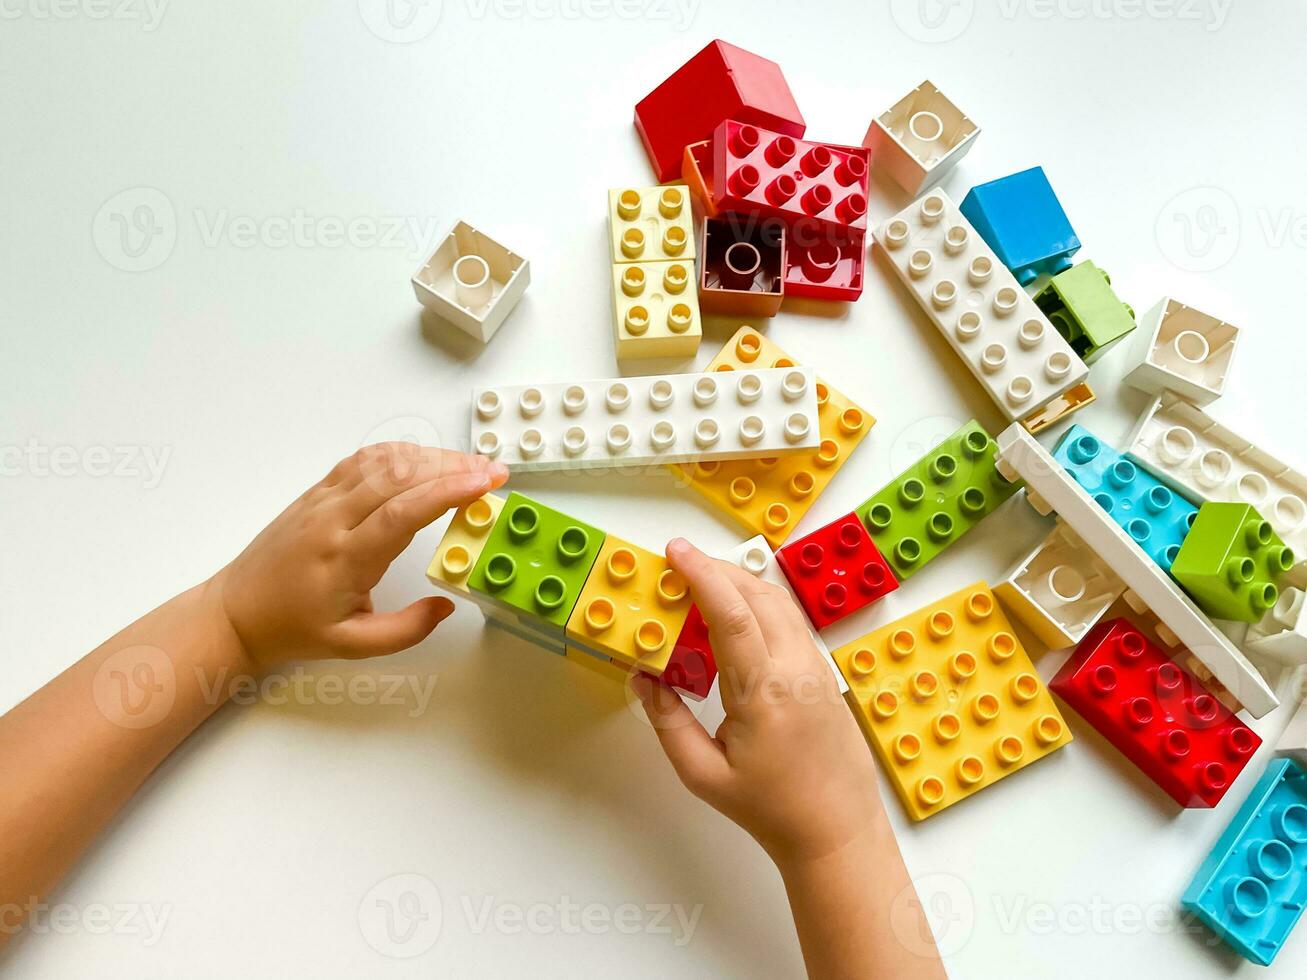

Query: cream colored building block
<box><xmin>1274</xmin><ymin>696</ymin><xmax>1307</xmax><ymax>767</ymax></box>
<box><xmin>1123</xmin><ymin>298</ymin><xmax>1239</xmax><ymax>405</ymax></box>
<box><xmin>426</xmin><ymin>493</ymin><xmax>505</xmax><ymax>598</ymax></box>
<box><xmin>412</xmin><ymin>221</ymin><xmax>529</xmax><ymax>343</ymax></box>
<box><xmin>863</xmin><ymin>81</ymin><xmax>979</xmax><ymax>195</ymax></box>
<box><xmin>607</xmin><ymin>185</ymin><xmax>695</xmax><ymax>265</ymax></box>
<box><xmin>1247</xmin><ymin>588</ymin><xmax>1307</xmax><ymax>665</ymax></box>
<box><xmin>611</xmin><ymin>260</ymin><xmax>701</xmax><ymax>360</ymax></box>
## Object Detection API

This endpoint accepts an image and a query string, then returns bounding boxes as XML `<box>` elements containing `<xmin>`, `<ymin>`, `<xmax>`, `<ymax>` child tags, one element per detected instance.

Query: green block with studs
<box><xmin>856</xmin><ymin>420</ymin><xmax>1021</xmax><ymax>581</ymax></box>
<box><xmin>1171</xmin><ymin>502</ymin><xmax>1295</xmax><ymax>622</ymax></box>
<box><xmin>1034</xmin><ymin>261</ymin><xmax>1136</xmax><ymax>363</ymax></box>
<box><xmin>467</xmin><ymin>492</ymin><xmax>607</xmax><ymax>639</ymax></box>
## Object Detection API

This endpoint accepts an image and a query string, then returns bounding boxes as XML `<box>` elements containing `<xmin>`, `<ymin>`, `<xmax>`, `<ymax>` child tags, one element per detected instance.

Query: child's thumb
<box><xmin>630</xmin><ymin>673</ymin><xmax>730</xmax><ymax>800</ymax></box>
<box><xmin>336</xmin><ymin>597</ymin><xmax>454</xmax><ymax>658</ymax></box>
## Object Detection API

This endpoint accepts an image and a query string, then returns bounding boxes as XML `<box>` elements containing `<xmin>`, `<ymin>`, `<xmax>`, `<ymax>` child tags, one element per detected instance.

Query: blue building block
<box><xmin>1183</xmin><ymin>758</ymin><xmax>1307</xmax><ymax>966</ymax></box>
<box><xmin>960</xmin><ymin>167</ymin><xmax>1080</xmax><ymax>286</ymax></box>
<box><xmin>1052</xmin><ymin>424</ymin><xmax>1198</xmax><ymax>571</ymax></box>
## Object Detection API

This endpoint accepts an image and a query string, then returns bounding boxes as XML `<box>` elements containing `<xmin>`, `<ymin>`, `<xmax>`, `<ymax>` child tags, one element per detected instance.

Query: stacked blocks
<box><xmin>634</xmin><ymin>39</ymin><xmax>805</xmax><ymax>183</ymax></box>
<box><xmin>1053</xmin><ymin>424</ymin><xmax>1198</xmax><ymax>572</ymax></box>
<box><xmin>863</xmin><ymin>81</ymin><xmax>979</xmax><ymax>195</ymax></box>
<box><xmin>959</xmin><ymin>167</ymin><xmax>1080</xmax><ymax>286</ymax></box>
<box><xmin>426</xmin><ymin>493</ymin><xmax>506</xmax><ymax>599</ymax></box>
<box><xmin>857</xmin><ymin>420</ymin><xmax>1020</xmax><ymax>582</ymax></box>
<box><xmin>565</xmin><ymin>535</ymin><xmax>692</xmax><ymax>676</ymax></box>
<box><xmin>676</xmin><ymin>326</ymin><xmax>872</xmax><ymax>548</ymax></box>
<box><xmin>833</xmin><ymin>582</ymin><xmax>1072</xmax><ymax>820</ymax></box>
<box><xmin>1182</xmin><ymin>758</ymin><xmax>1307</xmax><ymax>966</ymax></box>
<box><xmin>699</xmin><ymin>216</ymin><xmax>785</xmax><ymax>317</ymax></box>
<box><xmin>1123</xmin><ymin>298</ymin><xmax>1240</xmax><ymax>405</ymax></box>
<box><xmin>1172</xmin><ymin>502</ymin><xmax>1294</xmax><ymax>622</ymax></box>
<box><xmin>711</xmin><ymin>120</ymin><xmax>870</xmax><ymax>233</ymax></box>
<box><xmin>411</xmin><ymin>221</ymin><xmax>530</xmax><ymax>343</ymax></box>
<box><xmin>607</xmin><ymin>185</ymin><xmax>701</xmax><ymax>360</ymax></box>
<box><xmin>1050</xmin><ymin>618</ymin><xmax>1261</xmax><ymax>807</ymax></box>
<box><xmin>1035</xmin><ymin>262</ymin><xmax>1136</xmax><ymax>363</ymax></box>
<box><xmin>776</xmin><ymin>513</ymin><xmax>898</xmax><ymax>630</ymax></box>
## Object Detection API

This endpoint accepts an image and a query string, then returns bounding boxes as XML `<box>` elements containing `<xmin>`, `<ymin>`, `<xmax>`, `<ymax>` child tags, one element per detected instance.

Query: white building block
<box><xmin>1274</xmin><ymin>697</ymin><xmax>1307</xmax><ymax>767</ymax></box>
<box><xmin>1247</xmin><ymin>588</ymin><xmax>1307</xmax><ymax>665</ymax></box>
<box><xmin>1123</xmin><ymin>298</ymin><xmax>1239</xmax><ymax>405</ymax></box>
<box><xmin>994</xmin><ymin>519</ymin><xmax>1126</xmax><ymax>650</ymax></box>
<box><xmin>412</xmin><ymin>220</ymin><xmax>529</xmax><ymax>343</ymax></box>
<box><xmin>863</xmin><ymin>81</ymin><xmax>979</xmax><ymax>195</ymax></box>
<box><xmin>875</xmin><ymin>190</ymin><xmax>1088</xmax><ymax>423</ymax></box>
<box><xmin>1126</xmin><ymin>392</ymin><xmax>1307</xmax><ymax>587</ymax></box>
<box><xmin>471</xmin><ymin>368</ymin><xmax>821</xmax><ymax>473</ymax></box>
<box><xmin>994</xmin><ymin>423</ymin><xmax>1278</xmax><ymax>718</ymax></box>
<box><xmin>719</xmin><ymin>536</ymin><xmax>849</xmax><ymax>695</ymax></box>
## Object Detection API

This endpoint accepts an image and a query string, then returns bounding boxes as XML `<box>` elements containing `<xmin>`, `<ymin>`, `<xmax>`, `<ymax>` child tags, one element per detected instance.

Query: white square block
<box><xmin>1247</xmin><ymin>587</ymin><xmax>1307</xmax><ymax>665</ymax></box>
<box><xmin>875</xmin><ymin>189</ymin><xmax>1088</xmax><ymax>422</ymax></box>
<box><xmin>994</xmin><ymin>519</ymin><xmax>1125</xmax><ymax>650</ymax></box>
<box><xmin>411</xmin><ymin>220</ymin><xmax>529</xmax><ymax>343</ymax></box>
<box><xmin>994</xmin><ymin>422</ymin><xmax>1278</xmax><ymax>718</ymax></box>
<box><xmin>1123</xmin><ymin>298</ymin><xmax>1239</xmax><ymax>405</ymax></box>
<box><xmin>1275</xmin><ymin>696</ymin><xmax>1307</xmax><ymax>767</ymax></box>
<box><xmin>470</xmin><ymin>368</ymin><xmax>820</xmax><ymax>472</ymax></box>
<box><xmin>863</xmin><ymin>81</ymin><xmax>979</xmax><ymax>195</ymax></box>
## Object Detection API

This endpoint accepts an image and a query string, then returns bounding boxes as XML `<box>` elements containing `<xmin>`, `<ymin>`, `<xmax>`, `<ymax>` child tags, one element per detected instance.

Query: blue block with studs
<box><xmin>959</xmin><ymin>166</ymin><xmax>1080</xmax><ymax>286</ymax></box>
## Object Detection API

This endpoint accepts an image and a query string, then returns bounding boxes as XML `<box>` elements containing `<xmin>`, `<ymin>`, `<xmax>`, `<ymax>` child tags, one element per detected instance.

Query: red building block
<box><xmin>785</xmin><ymin>224</ymin><xmax>865</xmax><ymax>301</ymax></box>
<box><xmin>663</xmin><ymin>605</ymin><xmax>717</xmax><ymax>700</ymax></box>
<box><xmin>776</xmin><ymin>514</ymin><xmax>898</xmax><ymax>630</ymax></box>
<box><xmin>681</xmin><ymin>141</ymin><xmax>718</xmax><ymax>219</ymax></box>
<box><xmin>1050</xmin><ymin>617</ymin><xmax>1260</xmax><ymax>807</ymax></box>
<box><xmin>634</xmin><ymin>40</ymin><xmax>806</xmax><ymax>183</ymax></box>
<box><xmin>711</xmin><ymin>120</ymin><xmax>870</xmax><ymax>234</ymax></box>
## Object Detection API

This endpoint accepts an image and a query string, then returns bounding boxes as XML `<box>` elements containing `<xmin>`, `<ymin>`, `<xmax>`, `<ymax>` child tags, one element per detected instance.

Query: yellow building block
<box><xmin>565</xmin><ymin>535</ymin><xmax>692</xmax><ymax>676</ymax></box>
<box><xmin>608</xmin><ymin>185</ymin><xmax>696</xmax><ymax>265</ymax></box>
<box><xmin>565</xmin><ymin>644</ymin><xmax>632</xmax><ymax>683</ymax></box>
<box><xmin>425</xmin><ymin>493</ymin><xmax>506</xmax><ymax>596</ymax></box>
<box><xmin>611</xmin><ymin>260</ymin><xmax>702</xmax><ymax>360</ymax></box>
<box><xmin>675</xmin><ymin>326</ymin><xmax>873</xmax><ymax>547</ymax></box>
<box><xmin>832</xmin><ymin>581</ymin><xmax>1072</xmax><ymax>821</ymax></box>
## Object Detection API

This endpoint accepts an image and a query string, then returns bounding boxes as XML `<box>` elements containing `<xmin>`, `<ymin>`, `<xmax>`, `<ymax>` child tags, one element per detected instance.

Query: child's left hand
<box><xmin>216</xmin><ymin>443</ymin><xmax>508</xmax><ymax>670</ymax></box>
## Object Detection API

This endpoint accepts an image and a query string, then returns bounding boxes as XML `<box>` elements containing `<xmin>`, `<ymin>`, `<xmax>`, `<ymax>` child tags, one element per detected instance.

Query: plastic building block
<box><xmin>833</xmin><ymin>582</ymin><xmax>1072</xmax><ymax>820</ymax></box>
<box><xmin>863</xmin><ymin>81</ymin><xmax>979</xmax><ymax>195</ymax></box>
<box><xmin>608</xmin><ymin>185</ymin><xmax>695</xmax><ymax>266</ymax></box>
<box><xmin>1182</xmin><ymin>758</ymin><xmax>1307</xmax><ymax>966</ymax></box>
<box><xmin>1126</xmin><ymin>392</ymin><xmax>1307</xmax><ymax>588</ymax></box>
<box><xmin>1275</xmin><ymin>700</ymin><xmax>1307</xmax><ymax>768</ymax></box>
<box><xmin>711</xmin><ymin>120</ymin><xmax>870</xmax><ymax>233</ymax></box>
<box><xmin>565</xmin><ymin>535</ymin><xmax>692</xmax><ymax>676</ymax></box>
<box><xmin>993</xmin><ymin>422</ymin><xmax>1279</xmax><ymax>718</ymax></box>
<box><xmin>1172</xmin><ymin>502</ymin><xmax>1294</xmax><ymax>622</ymax></box>
<box><xmin>1247</xmin><ymin>587</ymin><xmax>1307</xmax><ymax>664</ymax></box>
<box><xmin>1034</xmin><ymin>262</ymin><xmax>1136</xmax><ymax>364</ymax></box>
<box><xmin>681</xmin><ymin>140</ymin><xmax>718</xmax><ymax>219</ymax></box>
<box><xmin>634</xmin><ymin>39</ymin><xmax>805</xmax><ymax>184</ymax></box>
<box><xmin>565</xmin><ymin>644</ymin><xmax>631</xmax><ymax>682</ymax></box>
<box><xmin>666</xmin><ymin>605</ymin><xmax>717</xmax><ymax>700</ymax></box>
<box><xmin>611</xmin><ymin>259</ymin><xmax>702</xmax><ymax>360</ymax></box>
<box><xmin>994</xmin><ymin>519</ymin><xmax>1126</xmax><ymax>649</ymax></box>
<box><xmin>467</xmin><ymin>492</ymin><xmax>606</xmax><ymax>639</ymax></box>
<box><xmin>411</xmin><ymin>221</ymin><xmax>529</xmax><ymax>343</ymax></box>
<box><xmin>856</xmin><ymin>420</ymin><xmax>1020</xmax><ymax>582</ymax></box>
<box><xmin>1019</xmin><ymin>381</ymin><xmax>1097</xmax><ymax>435</ymax></box>
<box><xmin>959</xmin><ymin>167</ymin><xmax>1080</xmax><ymax>286</ymax></box>
<box><xmin>699</xmin><ymin>216</ymin><xmax>785</xmax><ymax>317</ymax></box>
<box><xmin>675</xmin><ymin>326</ymin><xmax>873</xmax><ymax>548</ymax></box>
<box><xmin>776</xmin><ymin>513</ymin><xmax>898</xmax><ymax>630</ymax></box>
<box><xmin>875</xmin><ymin>190</ymin><xmax>1089</xmax><ymax>423</ymax></box>
<box><xmin>426</xmin><ymin>493</ymin><xmax>506</xmax><ymax>598</ymax></box>
<box><xmin>1123</xmin><ymin>298</ymin><xmax>1240</xmax><ymax>405</ymax></box>
<box><xmin>1052</xmin><ymin>424</ymin><xmax>1199</xmax><ymax>572</ymax></box>
<box><xmin>784</xmin><ymin>224</ymin><xmax>865</xmax><ymax>302</ymax></box>
<box><xmin>1050</xmin><ymin>617</ymin><xmax>1261</xmax><ymax>807</ymax></box>
<box><xmin>471</xmin><ymin>368</ymin><xmax>820</xmax><ymax>473</ymax></box>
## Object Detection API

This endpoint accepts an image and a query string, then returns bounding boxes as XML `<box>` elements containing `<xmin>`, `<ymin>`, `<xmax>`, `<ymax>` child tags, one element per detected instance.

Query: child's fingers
<box><xmin>630</xmin><ymin>674</ymin><xmax>731</xmax><ymax>801</ymax></box>
<box><xmin>666</xmin><ymin>539</ymin><xmax>770</xmax><ymax>671</ymax></box>
<box><xmin>717</xmin><ymin>560</ymin><xmax>814</xmax><ymax>667</ymax></box>
<box><xmin>337</xmin><ymin>446</ymin><xmax>503</xmax><ymax>525</ymax></box>
<box><xmin>332</xmin><ymin>596</ymin><xmax>455</xmax><ymax>658</ymax></box>
<box><xmin>351</xmin><ymin>470</ymin><xmax>506</xmax><ymax>569</ymax></box>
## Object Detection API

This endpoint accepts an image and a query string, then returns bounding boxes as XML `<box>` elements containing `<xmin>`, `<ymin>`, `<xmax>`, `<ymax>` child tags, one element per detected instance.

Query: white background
<box><xmin>3</xmin><ymin>0</ymin><xmax>1306</xmax><ymax>976</ymax></box>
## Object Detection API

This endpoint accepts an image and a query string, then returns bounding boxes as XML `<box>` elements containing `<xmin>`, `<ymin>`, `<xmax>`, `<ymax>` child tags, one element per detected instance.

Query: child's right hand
<box><xmin>630</xmin><ymin>538</ymin><xmax>887</xmax><ymax>870</ymax></box>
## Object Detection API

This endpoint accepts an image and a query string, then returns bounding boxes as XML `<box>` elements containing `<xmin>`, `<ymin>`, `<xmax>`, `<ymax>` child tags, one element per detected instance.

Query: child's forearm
<box><xmin>777</xmin><ymin>813</ymin><xmax>948</xmax><ymax>980</ymax></box>
<box><xmin>0</xmin><ymin>576</ymin><xmax>248</xmax><ymax>945</ymax></box>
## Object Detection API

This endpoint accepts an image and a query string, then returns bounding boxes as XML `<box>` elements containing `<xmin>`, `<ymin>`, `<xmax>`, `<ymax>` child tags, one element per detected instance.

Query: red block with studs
<box><xmin>634</xmin><ymin>40</ymin><xmax>806</xmax><ymax>183</ymax></box>
<box><xmin>663</xmin><ymin>605</ymin><xmax>717</xmax><ymax>700</ymax></box>
<box><xmin>785</xmin><ymin>224</ymin><xmax>865</xmax><ymax>301</ymax></box>
<box><xmin>776</xmin><ymin>513</ymin><xmax>898</xmax><ymax>630</ymax></box>
<box><xmin>1050</xmin><ymin>617</ymin><xmax>1261</xmax><ymax>807</ymax></box>
<box><xmin>711</xmin><ymin>120</ymin><xmax>870</xmax><ymax>234</ymax></box>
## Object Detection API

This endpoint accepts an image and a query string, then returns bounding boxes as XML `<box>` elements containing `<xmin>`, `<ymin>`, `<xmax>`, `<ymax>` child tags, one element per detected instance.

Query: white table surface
<box><xmin>3</xmin><ymin>2</ymin><xmax>1306</xmax><ymax>976</ymax></box>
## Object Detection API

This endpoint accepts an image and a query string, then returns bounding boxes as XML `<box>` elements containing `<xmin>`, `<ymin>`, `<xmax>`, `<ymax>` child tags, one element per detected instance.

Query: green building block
<box><xmin>1035</xmin><ymin>261</ymin><xmax>1136</xmax><ymax>363</ymax></box>
<box><xmin>856</xmin><ymin>421</ymin><xmax>1021</xmax><ymax>581</ymax></box>
<box><xmin>1172</xmin><ymin>502</ymin><xmax>1295</xmax><ymax>622</ymax></box>
<box><xmin>467</xmin><ymin>492</ymin><xmax>606</xmax><ymax>638</ymax></box>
